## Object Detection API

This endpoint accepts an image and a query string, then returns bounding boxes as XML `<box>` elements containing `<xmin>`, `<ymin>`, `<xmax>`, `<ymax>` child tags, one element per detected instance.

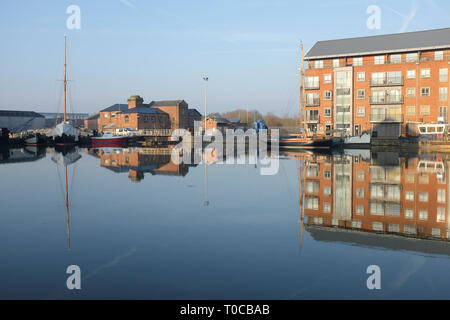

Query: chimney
<box><xmin>127</xmin><ymin>95</ymin><xmax>144</xmax><ymax>109</ymax></box>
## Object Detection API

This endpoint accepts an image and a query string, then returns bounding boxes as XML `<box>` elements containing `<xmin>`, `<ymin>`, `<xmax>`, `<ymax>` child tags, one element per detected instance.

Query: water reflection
<box><xmin>290</xmin><ymin>149</ymin><xmax>450</xmax><ymax>255</ymax></box>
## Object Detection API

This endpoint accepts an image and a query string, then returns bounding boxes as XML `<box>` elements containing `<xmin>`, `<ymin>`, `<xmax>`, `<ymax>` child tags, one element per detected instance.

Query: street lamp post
<box><xmin>203</xmin><ymin>76</ymin><xmax>208</xmax><ymax>132</ymax></box>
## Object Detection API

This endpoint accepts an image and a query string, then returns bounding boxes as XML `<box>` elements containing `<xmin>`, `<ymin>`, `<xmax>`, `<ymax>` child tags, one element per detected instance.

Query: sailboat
<box><xmin>279</xmin><ymin>43</ymin><xmax>341</xmax><ymax>150</ymax></box>
<box><xmin>52</xmin><ymin>36</ymin><xmax>79</xmax><ymax>146</ymax></box>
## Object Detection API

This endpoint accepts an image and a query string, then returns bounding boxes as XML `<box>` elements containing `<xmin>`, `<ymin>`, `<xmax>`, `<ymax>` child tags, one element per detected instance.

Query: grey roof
<box><xmin>0</xmin><ymin>110</ymin><xmax>44</xmax><ymax>118</ymax></box>
<box><xmin>305</xmin><ymin>27</ymin><xmax>450</xmax><ymax>60</ymax></box>
<box><xmin>208</xmin><ymin>116</ymin><xmax>230</xmax><ymax>124</ymax></box>
<box><xmin>188</xmin><ymin>108</ymin><xmax>202</xmax><ymax>116</ymax></box>
<box><xmin>86</xmin><ymin>113</ymin><xmax>100</xmax><ymax>120</ymax></box>
<box><xmin>148</xmin><ymin>100</ymin><xmax>186</xmax><ymax>107</ymax></box>
<box><xmin>100</xmin><ymin>104</ymin><xmax>128</xmax><ymax>112</ymax></box>
<box><xmin>119</xmin><ymin>107</ymin><xmax>165</xmax><ymax>114</ymax></box>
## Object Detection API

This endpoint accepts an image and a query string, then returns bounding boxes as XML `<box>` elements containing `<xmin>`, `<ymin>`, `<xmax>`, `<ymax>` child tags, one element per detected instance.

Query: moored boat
<box><xmin>91</xmin><ymin>132</ymin><xmax>127</xmax><ymax>145</ymax></box>
<box><xmin>24</xmin><ymin>132</ymin><xmax>47</xmax><ymax>145</ymax></box>
<box><xmin>343</xmin><ymin>133</ymin><xmax>371</xmax><ymax>148</ymax></box>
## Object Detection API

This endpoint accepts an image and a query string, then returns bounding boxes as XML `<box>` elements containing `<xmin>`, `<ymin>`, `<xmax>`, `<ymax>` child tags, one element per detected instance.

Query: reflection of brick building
<box><xmin>93</xmin><ymin>147</ymin><xmax>192</xmax><ymax>182</ymax></box>
<box><xmin>304</xmin><ymin>28</ymin><xmax>450</xmax><ymax>138</ymax></box>
<box><xmin>302</xmin><ymin>151</ymin><xmax>450</xmax><ymax>239</ymax></box>
<box><xmin>97</xmin><ymin>96</ymin><xmax>201</xmax><ymax>133</ymax></box>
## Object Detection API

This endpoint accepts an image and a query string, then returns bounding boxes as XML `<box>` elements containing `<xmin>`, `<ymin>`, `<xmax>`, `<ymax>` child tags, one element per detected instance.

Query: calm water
<box><xmin>1</xmin><ymin>146</ymin><xmax>450</xmax><ymax>299</ymax></box>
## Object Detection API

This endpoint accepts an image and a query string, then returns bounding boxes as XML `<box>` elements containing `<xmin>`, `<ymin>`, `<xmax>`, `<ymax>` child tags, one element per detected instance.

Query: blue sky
<box><xmin>0</xmin><ymin>0</ymin><xmax>449</xmax><ymax>116</ymax></box>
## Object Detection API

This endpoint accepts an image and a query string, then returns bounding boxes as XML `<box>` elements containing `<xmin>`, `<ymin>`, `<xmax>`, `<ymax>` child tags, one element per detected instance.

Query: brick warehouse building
<box><xmin>97</xmin><ymin>95</ymin><xmax>201</xmax><ymax>132</ymax></box>
<box><xmin>304</xmin><ymin>28</ymin><xmax>450</xmax><ymax>138</ymax></box>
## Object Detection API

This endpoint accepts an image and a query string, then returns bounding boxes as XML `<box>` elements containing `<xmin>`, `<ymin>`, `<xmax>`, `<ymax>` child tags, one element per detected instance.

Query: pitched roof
<box><xmin>207</xmin><ymin>116</ymin><xmax>230</xmax><ymax>124</ymax></box>
<box><xmin>119</xmin><ymin>107</ymin><xmax>165</xmax><ymax>114</ymax></box>
<box><xmin>148</xmin><ymin>100</ymin><xmax>186</xmax><ymax>107</ymax></box>
<box><xmin>0</xmin><ymin>110</ymin><xmax>44</xmax><ymax>118</ymax></box>
<box><xmin>188</xmin><ymin>108</ymin><xmax>202</xmax><ymax>116</ymax></box>
<box><xmin>86</xmin><ymin>113</ymin><xmax>100</xmax><ymax>120</ymax></box>
<box><xmin>100</xmin><ymin>104</ymin><xmax>128</xmax><ymax>112</ymax></box>
<box><xmin>305</xmin><ymin>27</ymin><xmax>450</xmax><ymax>60</ymax></box>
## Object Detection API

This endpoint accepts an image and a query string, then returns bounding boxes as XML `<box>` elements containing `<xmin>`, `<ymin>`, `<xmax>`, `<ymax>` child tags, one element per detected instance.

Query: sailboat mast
<box><xmin>64</xmin><ymin>36</ymin><xmax>67</xmax><ymax>123</ymax></box>
<box><xmin>300</xmin><ymin>43</ymin><xmax>307</xmax><ymax>136</ymax></box>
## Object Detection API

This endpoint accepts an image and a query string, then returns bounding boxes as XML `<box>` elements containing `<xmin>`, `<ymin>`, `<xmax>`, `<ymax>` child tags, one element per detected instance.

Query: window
<box><xmin>143</xmin><ymin>116</ymin><xmax>148</xmax><ymax>123</ymax></box>
<box><xmin>421</xmin><ymin>87</ymin><xmax>430</xmax><ymax>96</ymax></box>
<box><xmin>305</xmin><ymin>196</ymin><xmax>319</xmax><ymax>210</ymax></box>
<box><xmin>439</xmin><ymin>106</ymin><xmax>447</xmax><ymax>120</ymax></box>
<box><xmin>405</xmin><ymin>209</ymin><xmax>414</xmax><ymax>219</ymax></box>
<box><xmin>352</xmin><ymin>220</ymin><xmax>362</xmax><ymax>229</ymax></box>
<box><xmin>357</xmin><ymin>107</ymin><xmax>365</xmax><ymax>117</ymax></box>
<box><xmin>419</xmin><ymin>210</ymin><xmax>428</xmax><ymax>221</ymax></box>
<box><xmin>324</xmin><ymin>91</ymin><xmax>332</xmax><ymax>100</ymax></box>
<box><xmin>357</xmin><ymin>72</ymin><xmax>365</xmax><ymax>82</ymax></box>
<box><xmin>389</xmin><ymin>224</ymin><xmax>399</xmax><ymax>233</ymax></box>
<box><xmin>125</xmin><ymin>115</ymin><xmax>129</xmax><ymax>123</ymax></box>
<box><xmin>404</xmin><ymin>225</ymin><xmax>416</xmax><ymax>234</ymax></box>
<box><xmin>313</xmin><ymin>217</ymin><xmax>323</xmax><ymax>225</ymax></box>
<box><xmin>151</xmin><ymin>116</ymin><xmax>155</xmax><ymax>122</ymax></box>
<box><xmin>406</xmin><ymin>172</ymin><xmax>415</xmax><ymax>183</ymax></box>
<box><xmin>390</xmin><ymin>54</ymin><xmax>402</xmax><ymax>63</ymax></box>
<box><xmin>323</xmin><ymin>202</ymin><xmax>331</xmax><ymax>213</ymax></box>
<box><xmin>370</xmin><ymin>202</ymin><xmax>384</xmax><ymax>216</ymax></box>
<box><xmin>356</xmin><ymin>188</ymin><xmax>364</xmax><ymax>198</ymax></box>
<box><xmin>406</xmin><ymin>53</ymin><xmax>418</xmax><ymax>62</ymax></box>
<box><xmin>356</xmin><ymin>205</ymin><xmax>364</xmax><ymax>216</ymax></box>
<box><xmin>435</xmin><ymin>51</ymin><xmax>444</xmax><ymax>61</ymax></box>
<box><xmin>306</xmin><ymin>181</ymin><xmax>319</xmax><ymax>193</ymax></box>
<box><xmin>306</xmin><ymin>92</ymin><xmax>320</xmax><ymax>105</ymax></box>
<box><xmin>406</xmin><ymin>88</ymin><xmax>415</xmax><ymax>97</ymax></box>
<box><xmin>324</xmin><ymin>186</ymin><xmax>332</xmax><ymax>196</ymax></box>
<box><xmin>432</xmin><ymin>228</ymin><xmax>441</xmax><ymax>237</ymax></box>
<box><xmin>357</xmin><ymin>171</ymin><xmax>365</xmax><ymax>181</ymax></box>
<box><xmin>405</xmin><ymin>191</ymin><xmax>414</xmax><ymax>201</ymax></box>
<box><xmin>324</xmin><ymin>108</ymin><xmax>332</xmax><ymax>117</ymax></box>
<box><xmin>333</xmin><ymin>59</ymin><xmax>340</xmax><ymax>67</ymax></box>
<box><xmin>440</xmin><ymin>68</ymin><xmax>448</xmax><ymax>82</ymax></box>
<box><xmin>324</xmin><ymin>170</ymin><xmax>331</xmax><ymax>179</ymax></box>
<box><xmin>374</xmin><ymin>55</ymin><xmax>385</xmax><ymax>65</ymax></box>
<box><xmin>324</xmin><ymin>74</ymin><xmax>332</xmax><ymax>84</ymax></box>
<box><xmin>439</xmin><ymin>87</ymin><xmax>448</xmax><ymax>101</ymax></box>
<box><xmin>357</xmin><ymin>89</ymin><xmax>365</xmax><ymax>99</ymax></box>
<box><xmin>353</xmin><ymin>57</ymin><xmax>363</xmax><ymax>66</ymax></box>
<box><xmin>373</xmin><ymin>222</ymin><xmax>383</xmax><ymax>231</ymax></box>
<box><xmin>438</xmin><ymin>189</ymin><xmax>446</xmax><ymax>203</ymax></box>
<box><xmin>407</xmin><ymin>70</ymin><xmax>416</xmax><ymax>79</ymax></box>
<box><xmin>314</xmin><ymin>60</ymin><xmax>323</xmax><ymax>69</ymax></box>
<box><xmin>419</xmin><ymin>174</ymin><xmax>429</xmax><ymax>184</ymax></box>
<box><xmin>104</xmin><ymin>113</ymin><xmax>109</xmax><ymax>118</ymax></box>
<box><xmin>420</xmin><ymin>105</ymin><xmax>430</xmax><ymax>115</ymax></box>
<box><xmin>419</xmin><ymin>192</ymin><xmax>428</xmax><ymax>202</ymax></box>
<box><xmin>437</xmin><ymin>207</ymin><xmax>446</xmax><ymax>222</ymax></box>
<box><xmin>421</xmin><ymin>68</ymin><xmax>430</xmax><ymax>78</ymax></box>
<box><xmin>305</xmin><ymin>76</ymin><xmax>319</xmax><ymax>89</ymax></box>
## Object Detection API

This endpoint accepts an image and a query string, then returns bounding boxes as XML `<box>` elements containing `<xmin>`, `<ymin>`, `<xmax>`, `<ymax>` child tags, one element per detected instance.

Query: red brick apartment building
<box><xmin>97</xmin><ymin>95</ymin><xmax>201</xmax><ymax>132</ymax></box>
<box><xmin>304</xmin><ymin>28</ymin><xmax>450</xmax><ymax>138</ymax></box>
<box><xmin>302</xmin><ymin>152</ymin><xmax>450</xmax><ymax>240</ymax></box>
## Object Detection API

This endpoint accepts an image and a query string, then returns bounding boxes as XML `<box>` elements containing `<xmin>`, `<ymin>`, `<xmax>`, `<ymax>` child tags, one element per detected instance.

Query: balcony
<box><xmin>305</xmin><ymin>83</ymin><xmax>320</xmax><ymax>90</ymax></box>
<box><xmin>370</xmin><ymin>77</ymin><xmax>404</xmax><ymax>87</ymax></box>
<box><xmin>305</xmin><ymin>98</ymin><xmax>320</xmax><ymax>107</ymax></box>
<box><xmin>370</xmin><ymin>113</ymin><xmax>403</xmax><ymax>123</ymax></box>
<box><xmin>306</xmin><ymin>115</ymin><xmax>320</xmax><ymax>123</ymax></box>
<box><xmin>370</xmin><ymin>95</ymin><xmax>404</xmax><ymax>105</ymax></box>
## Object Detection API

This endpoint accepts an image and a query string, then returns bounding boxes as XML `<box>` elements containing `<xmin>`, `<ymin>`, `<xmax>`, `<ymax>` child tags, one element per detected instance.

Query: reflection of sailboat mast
<box><xmin>204</xmin><ymin>163</ymin><xmax>209</xmax><ymax>206</ymax></box>
<box><xmin>65</xmin><ymin>165</ymin><xmax>71</xmax><ymax>250</ymax></box>
<box><xmin>299</xmin><ymin>159</ymin><xmax>306</xmax><ymax>251</ymax></box>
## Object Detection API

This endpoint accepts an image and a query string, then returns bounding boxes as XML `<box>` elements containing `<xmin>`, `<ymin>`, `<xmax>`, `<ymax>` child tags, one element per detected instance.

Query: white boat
<box><xmin>343</xmin><ymin>133</ymin><xmax>371</xmax><ymax>148</ymax></box>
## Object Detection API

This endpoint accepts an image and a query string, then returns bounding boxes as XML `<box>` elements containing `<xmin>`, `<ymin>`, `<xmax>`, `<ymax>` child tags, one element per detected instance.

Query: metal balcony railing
<box><xmin>306</xmin><ymin>115</ymin><xmax>320</xmax><ymax>123</ymax></box>
<box><xmin>370</xmin><ymin>95</ymin><xmax>404</xmax><ymax>105</ymax></box>
<box><xmin>305</xmin><ymin>83</ymin><xmax>320</xmax><ymax>90</ymax></box>
<box><xmin>305</xmin><ymin>98</ymin><xmax>320</xmax><ymax>107</ymax></box>
<box><xmin>370</xmin><ymin>77</ymin><xmax>404</xmax><ymax>87</ymax></box>
<box><xmin>370</xmin><ymin>113</ymin><xmax>403</xmax><ymax>122</ymax></box>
